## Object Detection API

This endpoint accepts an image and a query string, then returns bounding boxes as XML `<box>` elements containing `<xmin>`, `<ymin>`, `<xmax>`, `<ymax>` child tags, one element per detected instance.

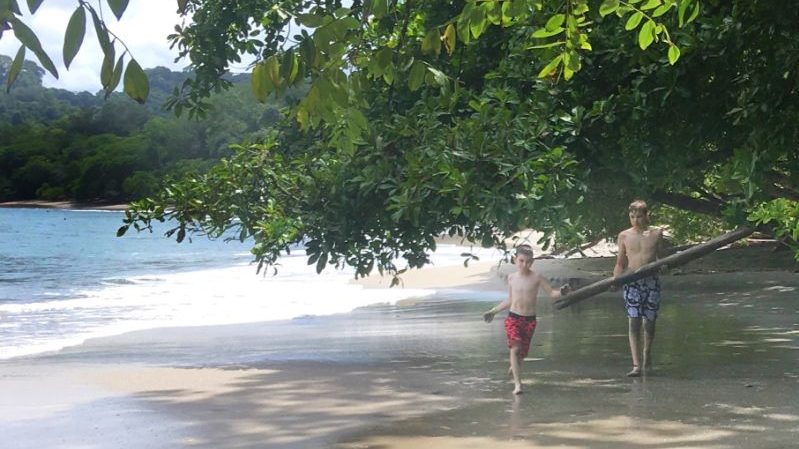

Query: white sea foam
<box><xmin>0</xmin><ymin>245</ymin><xmax>501</xmax><ymax>359</ymax></box>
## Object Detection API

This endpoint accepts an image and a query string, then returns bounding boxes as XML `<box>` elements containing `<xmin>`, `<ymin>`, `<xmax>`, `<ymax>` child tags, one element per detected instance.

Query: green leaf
<box><xmin>100</xmin><ymin>48</ymin><xmax>115</xmax><ymax>88</ymax></box>
<box><xmin>123</xmin><ymin>58</ymin><xmax>149</xmax><ymax>103</ymax></box>
<box><xmin>668</xmin><ymin>44</ymin><xmax>681</xmax><ymax>64</ymax></box>
<box><xmin>469</xmin><ymin>12</ymin><xmax>487</xmax><ymax>39</ymax></box>
<box><xmin>280</xmin><ymin>49</ymin><xmax>295</xmax><ymax>84</ymax></box>
<box><xmin>652</xmin><ymin>3</ymin><xmax>672</xmax><ymax>17</ymax></box>
<box><xmin>176</xmin><ymin>0</ymin><xmax>188</xmax><ymax>14</ymax></box>
<box><xmin>63</xmin><ymin>7</ymin><xmax>86</xmax><ymax>69</ymax></box>
<box><xmin>502</xmin><ymin>0</ymin><xmax>527</xmax><ymax>24</ymax></box>
<box><xmin>486</xmin><ymin>1</ymin><xmax>502</xmax><ymax>26</ymax></box>
<box><xmin>26</xmin><ymin>0</ymin><xmax>43</xmax><ymax>14</ymax></box>
<box><xmin>443</xmin><ymin>23</ymin><xmax>456</xmax><ymax>55</ymax></box>
<box><xmin>537</xmin><ymin>54</ymin><xmax>563</xmax><ymax>78</ymax></box>
<box><xmin>408</xmin><ymin>60</ymin><xmax>425</xmax><ymax>91</ymax></box>
<box><xmin>116</xmin><ymin>225</ymin><xmax>128</xmax><ymax>237</ymax></box>
<box><xmin>375</xmin><ymin>47</ymin><xmax>392</xmax><ymax>70</ymax></box>
<box><xmin>421</xmin><ymin>29</ymin><xmax>440</xmax><ymax>55</ymax></box>
<box><xmin>579</xmin><ymin>34</ymin><xmax>593</xmax><ymax>50</ymax></box>
<box><xmin>678</xmin><ymin>0</ymin><xmax>690</xmax><ymax>26</ymax></box>
<box><xmin>289</xmin><ymin>52</ymin><xmax>300</xmax><ymax>84</ymax></box>
<box><xmin>251</xmin><ymin>62</ymin><xmax>272</xmax><ymax>102</ymax></box>
<box><xmin>106</xmin><ymin>53</ymin><xmax>124</xmax><ymax>98</ymax></box>
<box><xmin>5</xmin><ymin>45</ymin><xmax>25</xmax><ymax>93</ymax></box>
<box><xmin>11</xmin><ymin>17</ymin><xmax>58</xmax><ymax>78</ymax></box>
<box><xmin>599</xmin><ymin>0</ymin><xmax>619</xmax><ymax>17</ymax></box>
<box><xmin>563</xmin><ymin>65</ymin><xmax>574</xmax><ymax>80</ymax></box>
<box><xmin>625</xmin><ymin>11</ymin><xmax>643</xmax><ymax>30</ymax></box>
<box><xmin>545</xmin><ymin>14</ymin><xmax>565</xmax><ymax>31</ymax></box>
<box><xmin>106</xmin><ymin>0</ymin><xmax>129</xmax><ymax>20</ymax></box>
<box><xmin>315</xmin><ymin>251</ymin><xmax>328</xmax><ymax>274</ymax></box>
<box><xmin>638</xmin><ymin>20</ymin><xmax>656</xmax><ymax>50</ymax></box>
<box><xmin>88</xmin><ymin>7</ymin><xmax>113</xmax><ymax>57</ymax></box>
<box><xmin>640</xmin><ymin>0</ymin><xmax>661</xmax><ymax>11</ymax></box>
<box><xmin>526</xmin><ymin>40</ymin><xmax>565</xmax><ymax>50</ymax></box>
<box><xmin>265</xmin><ymin>54</ymin><xmax>281</xmax><ymax>87</ymax></box>
<box><xmin>296</xmin><ymin>13</ymin><xmax>327</xmax><ymax>28</ymax></box>
<box><xmin>457</xmin><ymin>15</ymin><xmax>471</xmax><ymax>45</ymax></box>
<box><xmin>382</xmin><ymin>63</ymin><xmax>394</xmax><ymax>85</ymax></box>
<box><xmin>687</xmin><ymin>1</ymin><xmax>700</xmax><ymax>23</ymax></box>
<box><xmin>531</xmin><ymin>27</ymin><xmax>564</xmax><ymax>38</ymax></box>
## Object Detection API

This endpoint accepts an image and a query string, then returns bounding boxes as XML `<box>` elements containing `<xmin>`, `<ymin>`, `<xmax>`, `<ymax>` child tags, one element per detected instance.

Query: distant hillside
<box><xmin>0</xmin><ymin>55</ymin><xmax>304</xmax><ymax>203</ymax></box>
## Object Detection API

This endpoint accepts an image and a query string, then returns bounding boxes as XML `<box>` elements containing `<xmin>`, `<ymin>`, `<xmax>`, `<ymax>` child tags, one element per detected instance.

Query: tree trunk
<box><xmin>553</xmin><ymin>226</ymin><xmax>755</xmax><ymax>310</ymax></box>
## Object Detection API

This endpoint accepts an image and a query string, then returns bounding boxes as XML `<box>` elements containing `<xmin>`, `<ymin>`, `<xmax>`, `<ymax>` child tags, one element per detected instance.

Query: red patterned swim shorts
<box><xmin>504</xmin><ymin>311</ymin><xmax>538</xmax><ymax>358</ymax></box>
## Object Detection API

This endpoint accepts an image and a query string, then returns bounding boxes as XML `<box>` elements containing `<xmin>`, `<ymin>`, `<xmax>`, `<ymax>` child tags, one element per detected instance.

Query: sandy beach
<box><xmin>1</xmin><ymin>244</ymin><xmax>798</xmax><ymax>448</ymax></box>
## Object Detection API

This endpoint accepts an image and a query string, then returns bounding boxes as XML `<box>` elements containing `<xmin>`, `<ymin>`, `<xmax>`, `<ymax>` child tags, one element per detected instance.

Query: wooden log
<box><xmin>553</xmin><ymin>226</ymin><xmax>755</xmax><ymax>310</ymax></box>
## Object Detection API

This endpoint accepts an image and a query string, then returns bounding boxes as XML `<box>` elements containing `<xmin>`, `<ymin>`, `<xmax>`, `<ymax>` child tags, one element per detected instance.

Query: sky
<box><xmin>0</xmin><ymin>1</ymin><xmax>191</xmax><ymax>92</ymax></box>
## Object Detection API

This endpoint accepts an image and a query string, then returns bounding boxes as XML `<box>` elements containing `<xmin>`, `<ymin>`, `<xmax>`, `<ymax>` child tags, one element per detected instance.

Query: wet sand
<box><xmin>1</xmin><ymin>250</ymin><xmax>798</xmax><ymax>448</ymax></box>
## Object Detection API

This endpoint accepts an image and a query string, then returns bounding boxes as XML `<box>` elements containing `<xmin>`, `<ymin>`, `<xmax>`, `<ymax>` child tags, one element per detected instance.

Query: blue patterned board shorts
<box><xmin>623</xmin><ymin>276</ymin><xmax>661</xmax><ymax>320</ymax></box>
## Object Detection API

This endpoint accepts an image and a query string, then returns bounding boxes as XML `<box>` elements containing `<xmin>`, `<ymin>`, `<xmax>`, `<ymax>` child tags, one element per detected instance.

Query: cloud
<box><xmin>0</xmin><ymin>0</ymin><xmax>185</xmax><ymax>92</ymax></box>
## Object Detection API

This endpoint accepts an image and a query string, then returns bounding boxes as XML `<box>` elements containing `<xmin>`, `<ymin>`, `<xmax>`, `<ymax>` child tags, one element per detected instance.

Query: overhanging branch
<box><xmin>651</xmin><ymin>191</ymin><xmax>725</xmax><ymax>217</ymax></box>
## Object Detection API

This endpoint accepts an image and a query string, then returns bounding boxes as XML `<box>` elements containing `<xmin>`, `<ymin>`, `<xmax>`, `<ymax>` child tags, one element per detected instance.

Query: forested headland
<box><xmin>0</xmin><ymin>55</ymin><xmax>301</xmax><ymax>203</ymax></box>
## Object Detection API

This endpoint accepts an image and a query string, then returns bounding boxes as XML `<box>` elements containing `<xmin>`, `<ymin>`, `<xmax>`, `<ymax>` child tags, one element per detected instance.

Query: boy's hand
<box><xmin>559</xmin><ymin>284</ymin><xmax>572</xmax><ymax>296</ymax></box>
<box><xmin>483</xmin><ymin>310</ymin><xmax>496</xmax><ymax>323</ymax></box>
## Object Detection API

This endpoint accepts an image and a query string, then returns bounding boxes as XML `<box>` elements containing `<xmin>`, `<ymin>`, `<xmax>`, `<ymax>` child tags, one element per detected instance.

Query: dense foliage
<box><xmin>0</xmin><ymin>56</ymin><xmax>294</xmax><ymax>202</ymax></box>
<box><xmin>3</xmin><ymin>1</ymin><xmax>798</xmax><ymax>276</ymax></box>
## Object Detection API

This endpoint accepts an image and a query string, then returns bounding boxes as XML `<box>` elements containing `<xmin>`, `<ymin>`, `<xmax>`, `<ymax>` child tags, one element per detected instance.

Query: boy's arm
<box><xmin>612</xmin><ymin>232</ymin><xmax>628</xmax><ymax>289</ymax></box>
<box><xmin>538</xmin><ymin>275</ymin><xmax>569</xmax><ymax>299</ymax></box>
<box><xmin>613</xmin><ymin>232</ymin><xmax>628</xmax><ymax>277</ymax></box>
<box><xmin>656</xmin><ymin>228</ymin><xmax>670</xmax><ymax>273</ymax></box>
<box><xmin>483</xmin><ymin>278</ymin><xmax>512</xmax><ymax>323</ymax></box>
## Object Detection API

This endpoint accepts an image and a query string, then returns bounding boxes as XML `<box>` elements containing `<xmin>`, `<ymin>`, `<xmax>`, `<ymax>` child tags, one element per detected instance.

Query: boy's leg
<box><xmin>627</xmin><ymin>317</ymin><xmax>642</xmax><ymax>376</ymax></box>
<box><xmin>643</xmin><ymin>318</ymin><xmax>656</xmax><ymax>370</ymax></box>
<box><xmin>509</xmin><ymin>345</ymin><xmax>523</xmax><ymax>394</ymax></box>
<box><xmin>641</xmin><ymin>278</ymin><xmax>660</xmax><ymax>372</ymax></box>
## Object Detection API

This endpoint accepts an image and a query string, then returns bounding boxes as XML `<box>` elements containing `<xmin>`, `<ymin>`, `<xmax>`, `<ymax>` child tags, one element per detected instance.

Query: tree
<box><xmin>5</xmin><ymin>1</ymin><xmax>797</xmax><ymax>276</ymax></box>
<box><xmin>122</xmin><ymin>1</ymin><xmax>799</xmax><ymax>277</ymax></box>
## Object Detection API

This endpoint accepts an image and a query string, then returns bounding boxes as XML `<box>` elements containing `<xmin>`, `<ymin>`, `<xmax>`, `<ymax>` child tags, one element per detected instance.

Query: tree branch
<box><xmin>651</xmin><ymin>191</ymin><xmax>725</xmax><ymax>217</ymax></box>
<box><xmin>554</xmin><ymin>226</ymin><xmax>755</xmax><ymax>309</ymax></box>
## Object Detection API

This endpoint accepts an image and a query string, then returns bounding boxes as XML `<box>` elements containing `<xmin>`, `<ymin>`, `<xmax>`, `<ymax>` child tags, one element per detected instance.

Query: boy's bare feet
<box><xmin>513</xmin><ymin>383</ymin><xmax>523</xmax><ymax>395</ymax></box>
<box><xmin>626</xmin><ymin>366</ymin><xmax>641</xmax><ymax>377</ymax></box>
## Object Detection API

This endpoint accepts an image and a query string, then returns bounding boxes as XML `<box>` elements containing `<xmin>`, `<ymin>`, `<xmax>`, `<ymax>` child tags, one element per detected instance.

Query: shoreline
<box><xmin>0</xmin><ymin>200</ymin><xmax>129</xmax><ymax>211</ymax></box>
<box><xmin>353</xmin><ymin>242</ymin><xmax>799</xmax><ymax>292</ymax></box>
<box><xmin>3</xmin><ymin>266</ymin><xmax>798</xmax><ymax>448</ymax></box>
<box><xmin>2</xmin><ymin>236</ymin><xmax>799</xmax><ymax>448</ymax></box>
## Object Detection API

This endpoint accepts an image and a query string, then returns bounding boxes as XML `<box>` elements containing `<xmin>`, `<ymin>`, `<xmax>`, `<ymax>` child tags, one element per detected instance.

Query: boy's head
<box><xmin>628</xmin><ymin>199</ymin><xmax>650</xmax><ymax>229</ymax></box>
<box><xmin>514</xmin><ymin>244</ymin><xmax>534</xmax><ymax>272</ymax></box>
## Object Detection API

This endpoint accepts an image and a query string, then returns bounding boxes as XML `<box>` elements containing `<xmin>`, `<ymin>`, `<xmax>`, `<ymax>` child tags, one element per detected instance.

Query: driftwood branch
<box><xmin>553</xmin><ymin>226</ymin><xmax>755</xmax><ymax>310</ymax></box>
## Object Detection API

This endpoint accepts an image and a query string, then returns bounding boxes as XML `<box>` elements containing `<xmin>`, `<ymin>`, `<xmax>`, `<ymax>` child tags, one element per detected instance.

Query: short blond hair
<box><xmin>515</xmin><ymin>244</ymin><xmax>534</xmax><ymax>259</ymax></box>
<box><xmin>629</xmin><ymin>199</ymin><xmax>648</xmax><ymax>214</ymax></box>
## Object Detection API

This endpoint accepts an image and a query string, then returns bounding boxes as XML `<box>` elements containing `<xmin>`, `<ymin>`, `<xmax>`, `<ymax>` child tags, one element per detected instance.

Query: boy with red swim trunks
<box><xmin>483</xmin><ymin>245</ymin><xmax>569</xmax><ymax>395</ymax></box>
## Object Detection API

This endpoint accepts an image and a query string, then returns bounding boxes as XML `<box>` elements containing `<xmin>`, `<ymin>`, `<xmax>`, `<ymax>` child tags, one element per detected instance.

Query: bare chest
<box><xmin>625</xmin><ymin>231</ymin><xmax>658</xmax><ymax>254</ymax></box>
<box><xmin>510</xmin><ymin>276</ymin><xmax>541</xmax><ymax>298</ymax></box>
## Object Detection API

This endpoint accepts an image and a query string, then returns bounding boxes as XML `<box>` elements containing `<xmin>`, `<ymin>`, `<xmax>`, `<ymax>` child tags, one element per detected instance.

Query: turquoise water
<box><xmin>1</xmin><ymin>208</ymin><xmax>252</xmax><ymax>302</ymax></box>
<box><xmin>0</xmin><ymin>208</ymin><xmax>483</xmax><ymax>359</ymax></box>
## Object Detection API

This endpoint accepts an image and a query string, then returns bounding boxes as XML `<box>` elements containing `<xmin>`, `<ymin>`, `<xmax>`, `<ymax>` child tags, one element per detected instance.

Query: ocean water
<box><xmin>0</xmin><ymin>208</ymin><xmax>502</xmax><ymax>359</ymax></box>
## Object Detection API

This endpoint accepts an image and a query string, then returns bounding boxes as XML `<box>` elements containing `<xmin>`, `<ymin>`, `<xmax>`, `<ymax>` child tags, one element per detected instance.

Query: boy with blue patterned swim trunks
<box><xmin>613</xmin><ymin>200</ymin><xmax>665</xmax><ymax>377</ymax></box>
